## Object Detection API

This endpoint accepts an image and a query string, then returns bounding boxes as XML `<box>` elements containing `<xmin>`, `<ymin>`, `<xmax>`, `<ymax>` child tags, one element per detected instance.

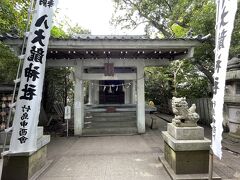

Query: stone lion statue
<box><xmin>172</xmin><ymin>97</ymin><xmax>199</xmax><ymax>127</ymax></box>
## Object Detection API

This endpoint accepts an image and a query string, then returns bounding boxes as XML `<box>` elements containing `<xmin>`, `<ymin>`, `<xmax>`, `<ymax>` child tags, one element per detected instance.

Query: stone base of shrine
<box><xmin>160</xmin><ymin>123</ymin><xmax>221</xmax><ymax>179</ymax></box>
<box><xmin>1</xmin><ymin>128</ymin><xmax>50</xmax><ymax>180</ymax></box>
<box><xmin>159</xmin><ymin>155</ymin><xmax>221</xmax><ymax>180</ymax></box>
<box><xmin>163</xmin><ymin>140</ymin><xmax>209</xmax><ymax>174</ymax></box>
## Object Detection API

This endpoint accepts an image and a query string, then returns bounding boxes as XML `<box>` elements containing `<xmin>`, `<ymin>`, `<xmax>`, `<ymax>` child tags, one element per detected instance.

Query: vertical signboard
<box><xmin>9</xmin><ymin>0</ymin><xmax>58</xmax><ymax>153</ymax></box>
<box><xmin>212</xmin><ymin>0</ymin><xmax>237</xmax><ymax>159</ymax></box>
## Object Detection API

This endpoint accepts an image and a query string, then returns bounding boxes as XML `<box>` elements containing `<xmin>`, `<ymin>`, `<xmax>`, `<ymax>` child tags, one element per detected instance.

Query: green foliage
<box><xmin>145</xmin><ymin>59</ymin><xmax>210</xmax><ymax>104</ymax></box>
<box><xmin>230</xmin><ymin>2</ymin><xmax>240</xmax><ymax>57</ymax></box>
<box><xmin>0</xmin><ymin>42</ymin><xmax>18</xmax><ymax>83</ymax></box>
<box><xmin>67</xmin><ymin>23</ymin><xmax>91</xmax><ymax>37</ymax></box>
<box><xmin>51</xmin><ymin>26</ymin><xmax>68</xmax><ymax>39</ymax></box>
<box><xmin>51</xmin><ymin>23</ymin><xmax>90</xmax><ymax>38</ymax></box>
<box><xmin>47</xmin><ymin>18</ymin><xmax>91</xmax><ymax>111</ymax></box>
<box><xmin>112</xmin><ymin>0</ymin><xmax>212</xmax><ymax>37</ymax></box>
<box><xmin>145</xmin><ymin>67</ymin><xmax>173</xmax><ymax>105</ymax></box>
<box><xmin>112</xmin><ymin>0</ymin><xmax>222</xmax><ymax>98</ymax></box>
<box><xmin>0</xmin><ymin>0</ymin><xmax>30</xmax><ymax>85</ymax></box>
<box><xmin>51</xmin><ymin>15</ymin><xmax>91</xmax><ymax>38</ymax></box>
<box><xmin>0</xmin><ymin>0</ymin><xmax>30</xmax><ymax>35</ymax></box>
<box><xmin>43</xmin><ymin>67</ymin><xmax>74</xmax><ymax>112</ymax></box>
<box><xmin>0</xmin><ymin>1</ymin><xmax>90</xmax><ymax>113</ymax></box>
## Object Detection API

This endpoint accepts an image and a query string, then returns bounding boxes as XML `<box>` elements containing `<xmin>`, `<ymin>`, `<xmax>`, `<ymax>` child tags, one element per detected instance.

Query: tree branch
<box><xmin>119</xmin><ymin>0</ymin><xmax>173</xmax><ymax>37</ymax></box>
<box><xmin>162</xmin><ymin>0</ymin><xmax>172</xmax><ymax>12</ymax></box>
<box><xmin>195</xmin><ymin>62</ymin><xmax>214</xmax><ymax>85</ymax></box>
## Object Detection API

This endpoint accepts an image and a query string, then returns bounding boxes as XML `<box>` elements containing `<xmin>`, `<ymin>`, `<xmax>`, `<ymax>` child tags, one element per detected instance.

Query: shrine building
<box><xmin>4</xmin><ymin>35</ymin><xmax>199</xmax><ymax>136</ymax></box>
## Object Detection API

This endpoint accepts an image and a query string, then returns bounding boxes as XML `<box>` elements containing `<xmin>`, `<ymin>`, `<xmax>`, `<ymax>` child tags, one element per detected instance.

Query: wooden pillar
<box><xmin>137</xmin><ymin>65</ymin><xmax>145</xmax><ymax>133</ymax></box>
<box><xmin>74</xmin><ymin>65</ymin><xmax>84</xmax><ymax>135</ymax></box>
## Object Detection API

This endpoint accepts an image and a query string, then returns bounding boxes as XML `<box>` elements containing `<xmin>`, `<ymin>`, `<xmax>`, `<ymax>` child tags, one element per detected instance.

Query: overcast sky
<box><xmin>56</xmin><ymin>0</ymin><xmax>145</xmax><ymax>35</ymax></box>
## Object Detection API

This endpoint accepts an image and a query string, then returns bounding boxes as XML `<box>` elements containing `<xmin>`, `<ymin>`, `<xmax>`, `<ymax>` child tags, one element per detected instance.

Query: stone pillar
<box><xmin>94</xmin><ymin>81</ymin><xmax>97</xmax><ymax>104</ymax></box>
<box><xmin>88</xmin><ymin>81</ymin><xmax>93</xmax><ymax>104</ymax></box>
<box><xmin>131</xmin><ymin>80</ymin><xmax>136</xmax><ymax>104</ymax></box>
<box><xmin>137</xmin><ymin>65</ymin><xmax>145</xmax><ymax>133</ymax></box>
<box><xmin>125</xmin><ymin>80</ymin><xmax>131</xmax><ymax>104</ymax></box>
<box><xmin>74</xmin><ymin>65</ymin><xmax>84</xmax><ymax>135</ymax></box>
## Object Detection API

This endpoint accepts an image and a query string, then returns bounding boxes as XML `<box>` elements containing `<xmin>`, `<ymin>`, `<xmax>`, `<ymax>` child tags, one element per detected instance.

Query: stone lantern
<box><xmin>225</xmin><ymin>55</ymin><xmax>240</xmax><ymax>139</ymax></box>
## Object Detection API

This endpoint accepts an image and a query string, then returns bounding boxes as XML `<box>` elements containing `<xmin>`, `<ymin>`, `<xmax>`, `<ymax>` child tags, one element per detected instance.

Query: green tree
<box><xmin>43</xmin><ymin>67</ymin><xmax>74</xmax><ymax>113</ymax></box>
<box><xmin>145</xmin><ymin>60</ymin><xmax>210</xmax><ymax>103</ymax></box>
<box><xmin>113</xmin><ymin>0</ymin><xmax>240</xmax><ymax>98</ymax></box>
<box><xmin>0</xmin><ymin>0</ymin><xmax>30</xmax><ymax>35</ymax></box>
<box><xmin>51</xmin><ymin>15</ymin><xmax>91</xmax><ymax>38</ymax></box>
<box><xmin>0</xmin><ymin>42</ymin><xmax>18</xmax><ymax>83</ymax></box>
<box><xmin>112</xmin><ymin>1</ymin><xmax>216</xmax><ymax>84</ymax></box>
<box><xmin>0</xmin><ymin>0</ymin><xmax>31</xmax><ymax>84</ymax></box>
<box><xmin>230</xmin><ymin>2</ymin><xmax>240</xmax><ymax>57</ymax></box>
<box><xmin>0</xmin><ymin>1</ymin><xmax>90</xmax><ymax>113</ymax></box>
<box><xmin>112</xmin><ymin>0</ymin><xmax>212</xmax><ymax>37</ymax></box>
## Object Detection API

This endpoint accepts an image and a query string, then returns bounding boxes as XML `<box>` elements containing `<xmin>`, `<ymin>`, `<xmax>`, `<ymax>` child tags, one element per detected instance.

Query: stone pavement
<box><xmin>36</xmin><ymin>114</ymin><xmax>240</xmax><ymax>180</ymax></box>
<box><xmin>37</xmin><ymin>115</ymin><xmax>170</xmax><ymax>180</ymax></box>
<box><xmin>0</xmin><ymin>114</ymin><xmax>239</xmax><ymax>179</ymax></box>
<box><xmin>39</xmin><ymin>135</ymin><xmax>170</xmax><ymax>180</ymax></box>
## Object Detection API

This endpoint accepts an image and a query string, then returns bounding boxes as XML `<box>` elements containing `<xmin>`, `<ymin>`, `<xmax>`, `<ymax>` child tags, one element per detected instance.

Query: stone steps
<box><xmin>89</xmin><ymin>112</ymin><xmax>136</xmax><ymax>117</ymax></box>
<box><xmin>84</xmin><ymin>120</ymin><xmax>136</xmax><ymax>128</ymax></box>
<box><xmin>85</xmin><ymin>116</ymin><xmax>136</xmax><ymax>122</ymax></box>
<box><xmin>83</xmin><ymin>112</ymin><xmax>137</xmax><ymax>136</ymax></box>
<box><xmin>82</xmin><ymin>127</ymin><xmax>138</xmax><ymax>136</ymax></box>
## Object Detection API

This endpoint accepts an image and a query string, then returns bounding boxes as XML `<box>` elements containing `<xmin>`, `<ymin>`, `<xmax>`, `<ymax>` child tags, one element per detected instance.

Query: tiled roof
<box><xmin>0</xmin><ymin>34</ymin><xmax>210</xmax><ymax>41</ymax></box>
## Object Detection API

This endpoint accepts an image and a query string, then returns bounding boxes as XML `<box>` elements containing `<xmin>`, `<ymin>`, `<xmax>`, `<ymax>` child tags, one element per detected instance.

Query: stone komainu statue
<box><xmin>172</xmin><ymin>97</ymin><xmax>200</xmax><ymax>127</ymax></box>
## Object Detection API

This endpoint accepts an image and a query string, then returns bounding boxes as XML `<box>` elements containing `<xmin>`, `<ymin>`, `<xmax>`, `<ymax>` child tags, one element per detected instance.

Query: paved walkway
<box><xmin>0</xmin><ymin>113</ymin><xmax>237</xmax><ymax>179</ymax></box>
<box><xmin>38</xmin><ymin>116</ymin><xmax>170</xmax><ymax>180</ymax></box>
<box><xmin>36</xmin><ymin>114</ymin><xmax>240</xmax><ymax>180</ymax></box>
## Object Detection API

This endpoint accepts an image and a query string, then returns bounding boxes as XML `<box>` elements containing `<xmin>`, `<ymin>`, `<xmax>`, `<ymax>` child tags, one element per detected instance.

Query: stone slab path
<box><xmin>37</xmin><ymin>114</ymin><xmax>240</xmax><ymax>180</ymax></box>
<box><xmin>0</xmin><ymin>113</ymin><xmax>237</xmax><ymax>180</ymax></box>
<box><xmin>38</xmin><ymin>134</ymin><xmax>170</xmax><ymax>180</ymax></box>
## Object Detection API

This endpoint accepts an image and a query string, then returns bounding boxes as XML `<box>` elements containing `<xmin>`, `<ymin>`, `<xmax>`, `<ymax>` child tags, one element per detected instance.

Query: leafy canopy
<box><xmin>0</xmin><ymin>0</ymin><xmax>30</xmax><ymax>35</ymax></box>
<box><xmin>112</xmin><ymin>0</ymin><xmax>240</xmax><ymax>100</ymax></box>
<box><xmin>112</xmin><ymin>0</ymin><xmax>213</xmax><ymax>38</ymax></box>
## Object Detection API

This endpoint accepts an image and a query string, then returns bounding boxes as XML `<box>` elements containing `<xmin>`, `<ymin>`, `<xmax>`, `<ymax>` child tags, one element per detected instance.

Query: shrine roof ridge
<box><xmin>0</xmin><ymin>34</ymin><xmax>209</xmax><ymax>42</ymax></box>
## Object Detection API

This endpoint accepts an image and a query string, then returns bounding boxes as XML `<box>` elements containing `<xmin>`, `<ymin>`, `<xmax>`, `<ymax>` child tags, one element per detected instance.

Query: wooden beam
<box><xmin>46</xmin><ymin>58</ymin><xmax>171</xmax><ymax>67</ymax></box>
<box><xmin>80</xmin><ymin>73</ymin><xmax>137</xmax><ymax>80</ymax></box>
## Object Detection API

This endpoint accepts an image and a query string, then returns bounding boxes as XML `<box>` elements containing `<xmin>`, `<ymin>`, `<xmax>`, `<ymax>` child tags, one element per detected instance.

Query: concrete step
<box><xmin>90</xmin><ymin>112</ymin><xmax>136</xmax><ymax>117</ymax></box>
<box><xmin>83</xmin><ymin>111</ymin><xmax>137</xmax><ymax>136</ymax></box>
<box><xmin>84</xmin><ymin>121</ymin><xmax>136</xmax><ymax>128</ymax></box>
<box><xmin>82</xmin><ymin>126</ymin><xmax>138</xmax><ymax>136</ymax></box>
<box><xmin>85</xmin><ymin>116</ymin><xmax>136</xmax><ymax>122</ymax></box>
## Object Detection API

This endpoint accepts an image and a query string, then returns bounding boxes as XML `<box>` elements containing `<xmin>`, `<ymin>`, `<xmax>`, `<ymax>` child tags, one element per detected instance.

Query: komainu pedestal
<box><xmin>160</xmin><ymin>97</ymin><xmax>221</xmax><ymax>179</ymax></box>
<box><xmin>162</xmin><ymin>123</ymin><xmax>211</xmax><ymax>174</ymax></box>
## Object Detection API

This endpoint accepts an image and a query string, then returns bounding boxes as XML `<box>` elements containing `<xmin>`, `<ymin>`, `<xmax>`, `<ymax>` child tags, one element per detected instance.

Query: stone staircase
<box><xmin>82</xmin><ymin>112</ymin><xmax>138</xmax><ymax>136</ymax></box>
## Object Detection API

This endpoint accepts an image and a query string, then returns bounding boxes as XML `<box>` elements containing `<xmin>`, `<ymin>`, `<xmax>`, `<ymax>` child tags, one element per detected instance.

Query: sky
<box><xmin>56</xmin><ymin>0</ymin><xmax>145</xmax><ymax>35</ymax></box>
